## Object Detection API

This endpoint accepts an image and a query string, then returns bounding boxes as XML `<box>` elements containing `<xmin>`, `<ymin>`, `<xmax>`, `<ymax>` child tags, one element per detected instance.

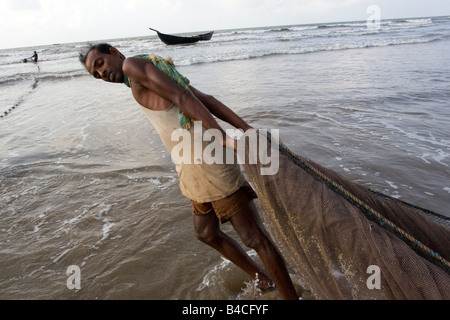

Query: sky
<box><xmin>1</xmin><ymin>0</ymin><xmax>450</xmax><ymax>50</ymax></box>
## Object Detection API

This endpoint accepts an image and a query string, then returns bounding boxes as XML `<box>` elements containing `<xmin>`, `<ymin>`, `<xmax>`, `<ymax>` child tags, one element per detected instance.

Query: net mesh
<box><xmin>242</xmin><ymin>132</ymin><xmax>450</xmax><ymax>300</ymax></box>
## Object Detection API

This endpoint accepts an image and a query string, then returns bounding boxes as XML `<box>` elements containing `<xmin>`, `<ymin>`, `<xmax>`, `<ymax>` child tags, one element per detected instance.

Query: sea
<box><xmin>1</xmin><ymin>16</ymin><xmax>449</xmax><ymax>300</ymax></box>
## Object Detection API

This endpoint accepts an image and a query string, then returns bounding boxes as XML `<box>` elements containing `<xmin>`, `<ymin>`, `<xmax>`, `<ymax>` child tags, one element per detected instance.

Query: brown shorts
<box><xmin>191</xmin><ymin>182</ymin><xmax>258</xmax><ymax>223</ymax></box>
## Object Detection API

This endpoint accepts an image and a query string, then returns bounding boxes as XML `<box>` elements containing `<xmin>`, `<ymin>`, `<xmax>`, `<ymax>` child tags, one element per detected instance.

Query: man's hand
<box><xmin>224</xmin><ymin>135</ymin><xmax>238</xmax><ymax>153</ymax></box>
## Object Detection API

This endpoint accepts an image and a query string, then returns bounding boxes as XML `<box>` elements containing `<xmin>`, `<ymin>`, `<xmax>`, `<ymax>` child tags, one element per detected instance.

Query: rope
<box><xmin>265</xmin><ymin>131</ymin><xmax>450</xmax><ymax>273</ymax></box>
<box><xmin>1</xmin><ymin>106</ymin><xmax>17</xmax><ymax>118</ymax></box>
<box><xmin>1</xmin><ymin>78</ymin><xmax>39</xmax><ymax>119</ymax></box>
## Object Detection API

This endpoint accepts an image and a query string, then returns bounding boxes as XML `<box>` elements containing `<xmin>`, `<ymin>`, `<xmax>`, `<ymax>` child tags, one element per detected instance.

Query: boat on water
<box><xmin>149</xmin><ymin>28</ymin><xmax>214</xmax><ymax>45</ymax></box>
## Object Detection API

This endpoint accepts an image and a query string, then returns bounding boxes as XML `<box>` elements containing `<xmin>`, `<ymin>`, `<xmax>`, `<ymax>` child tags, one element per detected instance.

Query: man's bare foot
<box><xmin>255</xmin><ymin>273</ymin><xmax>276</xmax><ymax>291</ymax></box>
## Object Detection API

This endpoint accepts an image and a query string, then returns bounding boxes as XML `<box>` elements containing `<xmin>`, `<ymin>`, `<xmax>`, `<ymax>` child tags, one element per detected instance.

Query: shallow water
<box><xmin>1</xmin><ymin>17</ymin><xmax>449</xmax><ymax>299</ymax></box>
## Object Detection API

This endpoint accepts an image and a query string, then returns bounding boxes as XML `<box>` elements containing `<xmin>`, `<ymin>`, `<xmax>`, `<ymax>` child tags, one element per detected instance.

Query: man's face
<box><xmin>85</xmin><ymin>47</ymin><xmax>124</xmax><ymax>83</ymax></box>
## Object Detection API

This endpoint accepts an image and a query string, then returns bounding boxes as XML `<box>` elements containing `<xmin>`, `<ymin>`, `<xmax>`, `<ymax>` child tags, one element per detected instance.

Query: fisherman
<box><xmin>31</xmin><ymin>51</ymin><xmax>38</xmax><ymax>62</ymax></box>
<box><xmin>23</xmin><ymin>51</ymin><xmax>38</xmax><ymax>63</ymax></box>
<box><xmin>79</xmin><ymin>43</ymin><xmax>298</xmax><ymax>300</ymax></box>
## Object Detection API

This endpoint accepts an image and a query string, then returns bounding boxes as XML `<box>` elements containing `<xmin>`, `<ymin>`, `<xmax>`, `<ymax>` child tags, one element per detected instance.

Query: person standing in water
<box><xmin>31</xmin><ymin>51</ymin><xmax>38</xmax><ymax>62</ymax></box>
<box><xmin>23</xmin><ymin>51</ymin><xmax>38</xmax><ymax>63</ymax></box>
<box><xmin>79</xmin><ymin>43</ymin><xmax>298</xmax><ymax>300</ymax></box>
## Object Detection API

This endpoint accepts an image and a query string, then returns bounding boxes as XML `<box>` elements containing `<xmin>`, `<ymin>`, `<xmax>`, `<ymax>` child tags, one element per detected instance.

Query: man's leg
<box><xmin>193</xmin><ymin>211</ymin><xmax>274</xmax><ymax>290</ymax></box>
<box><xmin>230</xmin><ymin>201</ymin><xmax>299</xmax><ymax>300</ymax></box>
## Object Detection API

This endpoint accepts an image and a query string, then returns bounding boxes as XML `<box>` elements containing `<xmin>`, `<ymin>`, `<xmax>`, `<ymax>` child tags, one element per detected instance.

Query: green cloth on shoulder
<box><xmin>123</xmin><ymin>54</ymin><xmax>193</xmax><ymax>129</ymax></box>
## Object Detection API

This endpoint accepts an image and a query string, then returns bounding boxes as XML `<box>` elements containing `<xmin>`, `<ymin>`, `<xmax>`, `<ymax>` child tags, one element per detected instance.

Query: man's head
<box><xmin>79</xmin><ymin>43</ymin><xmax>126</xmax><ymax>84</ymax></box>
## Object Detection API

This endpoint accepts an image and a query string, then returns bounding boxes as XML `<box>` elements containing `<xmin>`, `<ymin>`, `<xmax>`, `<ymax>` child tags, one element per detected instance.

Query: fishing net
<box><xmin>241</xmin><ymin>131</ymin><xmax>450</xmax><ymax>300</ymax></box>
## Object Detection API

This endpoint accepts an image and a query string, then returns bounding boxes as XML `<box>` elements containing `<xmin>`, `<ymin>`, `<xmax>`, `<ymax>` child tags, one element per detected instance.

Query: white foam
<box><xmin>53</xmin><ymin>248</ymin><xmax>71</xmax><ymax>263</ymax></box>
<box><xmin>420</xmin><ymin>149</ymin><xmax>450</xmax><ymax>167</ymax></box>
<box><xmin>385</xmin><ymin>180</ymin><xmax>398</xmax><ymax>189</ymax></box>
<box><xmin>382</xmin><ymin>122</ymin><xmax>450</xmax><ymax>148</ymax></box>
<box><xmin>20</xmin><ymin>186</ymin><xmax>40</xmax><ymax>195</ymax></box>
<box><xmin>406</xmin><ymin>18</ymin><xmax>433</xmax><ymax>25</ymax></box>
<box><xmin>148</xmin><ymin>178</ymin><xmax>162</xmax><ymax>186</ymax></box>
<box><xmin>80</xmin><ymin>125</ymin><xmax>89</xmax><ymax>141</ymax></box>
<box><xmin>196</xmin><ymin>256</ymin><xmax>231</xmax><ymax>292</ymax></box>
<box><xmin>33</xmin><ymin>223</ymin><xmax>41</xmax><ymax>233</ymax></box>
<box><xmin>196</xmin><ymin>250</ymin><xmax>257</xmax><ymax>292</ymax></box>
<box><xmin>98</xmin><ymin>203</ymin><xmax>115</xmax><ymax>217</ymax></box>
<box><xmin>90</xmin><ymin>178</ymin><xmax>100</xmax><ymax>184</ymax></box>
<box><xmin>65</xmin><ymin>217</ymin><xmax>79</xmax><ymax>224</ymax></box>
<box><xmin>101</xmin><ymin>219</ymin><xmax>115</xmax><ymax>241</ymax></box>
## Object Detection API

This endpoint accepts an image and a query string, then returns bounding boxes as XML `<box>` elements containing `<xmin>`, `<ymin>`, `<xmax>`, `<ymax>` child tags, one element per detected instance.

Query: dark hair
<box><xmin>79</xmin><ymin>43</ymin><xmax>113</xmax><ymax>66</ymax></box>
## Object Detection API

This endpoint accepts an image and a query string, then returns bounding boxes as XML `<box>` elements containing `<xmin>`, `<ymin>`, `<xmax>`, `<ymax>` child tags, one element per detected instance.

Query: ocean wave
<box><xmin>267</xmin><ymin>27</ymin><xmax>294</xmax><ymax>32</ymax></box>
<box><xmin>0</xmin><ymin>17</ymin><xmax>445</xmax><ymax>84</ymax></box>
<box><xmin>309</xmin><ymin>18</ymin><xmax>434</xmax><ymax>34</ymax></box>
<box><xmin>0</xmin><ymin>34</ymin><xmax>440</xmax><ymax>85</ymax></box>
<box><xmin>0</xmin><ymin>70</ymin><xmax>87</xmax><ymax>85</ymax></box>
<box><xmin>406</xmin><ymin>18</ymin><xmax>433</xmax><ymax>25</ymax></box>
<box><xmin>175</xmin><ymin>36</ymin><xmax>439</xmax><ymax>66</ymax></box>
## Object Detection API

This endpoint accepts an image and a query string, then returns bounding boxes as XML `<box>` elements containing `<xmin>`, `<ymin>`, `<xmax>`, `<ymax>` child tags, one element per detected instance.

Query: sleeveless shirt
<box><xmin>125</xmin><ymin>54</ymin><xmax>245</xmax><ymax>202</ymax></box>
<box><xmin>139</xmin><ymin>105</ymin><xmax>245</xmax><ymax>202</ymax></box>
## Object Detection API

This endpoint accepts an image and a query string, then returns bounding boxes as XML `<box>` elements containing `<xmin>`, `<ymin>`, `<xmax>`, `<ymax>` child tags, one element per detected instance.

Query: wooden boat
<box><xmin>149</xmin><ymin>28</ymin><xmax>214</xmax><ymax>45</ymax></box>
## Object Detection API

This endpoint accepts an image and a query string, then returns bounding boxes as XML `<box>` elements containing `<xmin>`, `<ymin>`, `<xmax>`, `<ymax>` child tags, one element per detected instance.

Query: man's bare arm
<box><xmin>189</xmin><ymin>86</ymin><xmax>253</xmax><ymax>132</ymax></box>
<box><xmin>122</xmin><ymin>57</ymin><xmax>236</xmax><ymax>149</ymax></box>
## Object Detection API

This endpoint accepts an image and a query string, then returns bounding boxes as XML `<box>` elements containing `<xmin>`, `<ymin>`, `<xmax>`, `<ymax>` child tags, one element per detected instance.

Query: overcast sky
<box><xmin>1</xmin><ymin>0</ymin><xmax>449</xmax><ymax>49</ymax></box>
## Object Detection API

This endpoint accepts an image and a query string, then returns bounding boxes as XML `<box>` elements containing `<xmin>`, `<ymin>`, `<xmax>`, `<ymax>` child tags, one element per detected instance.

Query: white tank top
<box><xmin>139</xmin><ymin>104</ymin><xmax>245</xmax><ymax>202</ymax></box>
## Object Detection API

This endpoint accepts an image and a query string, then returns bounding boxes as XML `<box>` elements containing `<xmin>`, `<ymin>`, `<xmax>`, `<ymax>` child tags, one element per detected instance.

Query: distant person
<box><xmin>79</xmin><ymin>43</ymin><xmax>299</xmax><ymax>300</ymax></box>
<box><xmin>23</xmin><ymin>51</ymin><xmax>38</xmax><ymax>63</ymax></box>
<box><xmin>31</xmin><ymin>51</ymin><xmax>38</xmax><ymax>62</ymax></box>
